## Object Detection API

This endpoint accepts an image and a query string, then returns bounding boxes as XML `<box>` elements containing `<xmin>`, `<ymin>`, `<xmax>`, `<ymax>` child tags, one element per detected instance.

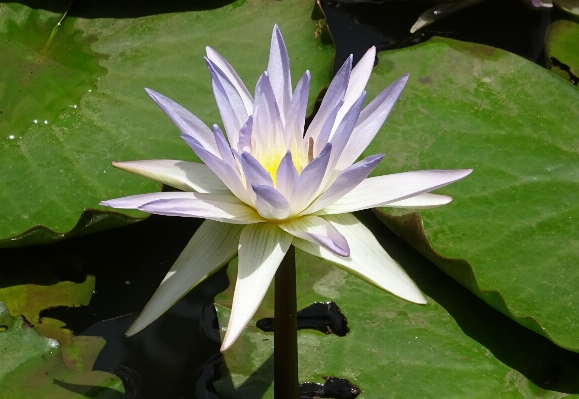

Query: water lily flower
<box><xmin>101</xmin><ymin>25</ymin><xmax>472</xmax><ymax>351</ymax></box>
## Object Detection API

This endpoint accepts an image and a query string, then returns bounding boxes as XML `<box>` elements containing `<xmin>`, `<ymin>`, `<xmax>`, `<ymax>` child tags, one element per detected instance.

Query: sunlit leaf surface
<box><xmin>364</xmin><ymin>37</ymin><xmax>579</xmax><ymax>351</ymax></box>
<box><xmin>0</xmin><ymin>0</ymin><xmax>332</xmax><ymax>246</ymax></box>
<box><xmin>214</xmin><ymin>211</ymin><xmax>579</xmax><ymax>398</ymax></box>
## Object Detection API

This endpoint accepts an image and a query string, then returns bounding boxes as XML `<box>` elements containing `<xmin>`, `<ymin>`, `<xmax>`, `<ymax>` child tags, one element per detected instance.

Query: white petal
<box><xmin>138</xmin><ymin>193</ymin><xmax>264</xmax><ymax>224</ymax></box>
<box><xmin>221</xmin><ymin>223</ymin><xmax>292</xmax><ymax>350</ymax></box>
<box><xmin>305</xmin><ymin>56</ymin><xmax>351</xmax><ymax>143</ymax></box>
<box><xmin>336</xmin><ymin>74</ymin><xmax>408</xmax><ymax>171</ymax></box>
<box><xmin>289</xmin><ymin>143</ymin><xmax>332</xmax><ymax>214</ymax></box>
<box><xmin>145</xmin><ymin>89</ymin><xmax>219</xmax><ymax>156</ymax></box>
<box><xmin>267</xmin><ymin>25</ymin><xmax>292</xmax><ymax>122</ymax></box>
<box><xmin>206</xmin><ymin>47</ymin><xmax>253</xmax><ymax>114</ymax></box>
<box><xmin>317</xmin><ymin>169</ymin><xmax>472</xmax><ymax>215</ymax></box>
<box><xmin>206</xmin><ymin>58</ymin><xmax>249</xmax><ymax>148</ymax></box>
<box><xmin>101</xmin><ymin>191</ymin><xmax>197</xmax><ymax>209</ymax></box>
<box><xmin>293</xmin><ymin>213</ymin><xmax>426</xmax><ymax>304</ymax></box>
<box><xmin>285</xmin><ymin>71</ymin><xmax>311</xmax><ymax>148</ymax></box>
<box><xmin>275</xmin><ymin>151</ymin><xmax>299</xmax><ymax>198</ymax></box>
<box><xmin>252</xmin><ymin>184</ymin><xmax>292</xmax><ymax>220</ymax></box>
<box><xmin>279</xmin><ymin>215</ymin><xmax>349</xmax><ymax>257</ymax></box>
<box><xmin>302</xmin><ymin>154</ymin><xmax>383</xmax><ymax>215</ymax></box>
<box><xmin>112</xmin><ymin>160</ymin><xmax>229</xmax><ymax>193</ymax></box>
<box><xmin>385</xmin><ymin>193</ymin><xmax>452</xmax><ymax>209</ymax></box>
<box><xmin>335</xmin><ymin>46</ymin><xmax>376</xmax><ymax>129</ymax></box>
<box><xmin>127</xmin><ymin>221</ymin><xmax>243</xmax><ymax>336</ymax></box>
<box><xmin>191</xmin><ymin>143</ymin><xmax>251</xmax><ymax>205</ymax></box>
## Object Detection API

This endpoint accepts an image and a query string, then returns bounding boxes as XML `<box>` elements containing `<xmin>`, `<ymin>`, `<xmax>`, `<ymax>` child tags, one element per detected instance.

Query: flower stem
<box><xmin>274</xmin><ymin>245</ymin><xmax>298</xmax><ymax>399</ymax></box>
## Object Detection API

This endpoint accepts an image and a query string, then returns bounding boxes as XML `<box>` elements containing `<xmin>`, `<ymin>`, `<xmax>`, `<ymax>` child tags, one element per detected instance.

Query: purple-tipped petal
<box><xmin>101</xmin><ymin>191</ymin><xmax>195</xmax><ymax>210</ymax></box>
<box><xmin>318</xmin><ymin>169</ymin><xmax>473</xmax><ymax>215</ymax></box>
<box><xmin>305</xmin><ymin>56</ymin><xmax>352</xmax><ymax>142</ymax></box>
<box><xmin>293</xmin><ymin>213</ymin><xmax>426</xmax><ymax>304</ymax></box>
<box><xmin>314</xmin><ymin>99</ymin><xmax>343</xmax><ymax>156</ymax></box>
<box><xmin>252</xmin><ymin>184</ymin><xmax>291</xmax><ymax>220</ymax></box>
<box><xmin>275</xmin><ymin>151</ymin><xmax>299</xmax><ymax>198</ymax></box>
<box><xmin>252</xmin><ymin>73</ymin><xmax>284</xmax><ymax>152</ymax></box>
<box><xmin>145</xmin><ymin>89</ymin><xmax>218</xmax><ymax>156</ymax></box>
<box><xmin>237</xmin><ymin>116</ymin><xmax>253</xmax><ymax>153</ymax></box>
<box><xmin>303</xmin><ymin>153</ymin><xmax>384</xmax><ymax>215</ymax></box>
<box><xmin>285</xmin><ymin>71</ymin><xmax>311</xmax><ymax>147</ymax></box>
<box><xmin>206</xmin><ymin>46</ymin><xmax>253</xmax><ymax>113</ymax></box>
<box><xmin>267</xmin><ymin>25</ymin><xmax>292</xmax><ymax>121</ymax></box>
<box><xmin>327</xmin><ymin>91</ymin><xmax>366</xmax><ymax>169</ymax></box>
<box><xmin>206</xmin><ymin>58</ymin><xmax>250</xmax><ymax>148</ymax></box>
<box><xmin>139</xmin><ymin>193</ymin><xmax>262</xmax><ymax>224</ymax></box>
<box><xmin>341</xmin><ymin>46</ymin><xmax>375</xmax><ymax>116</ymax></box>
<box><xmin>189</xmin><ymin>142</ymin><xmax>250</xmax><ymax>204</ymax></box>
<box><xmin>336</xmin><ymin>74</ymin><xmax>408</xmax><ymax>171</ymax></box>
<box><xmin>289</xmin><ymin>143</ymin><xmax>332</xmax><ymax>213</ymax></box>
<box><xmin>213</xmin><ymin>124</ymin><xmax>237</xmax><ymax>170</ymax></box>
<box><xmin>279</xmin><ymin>215</ymin><xmax>350</xmax><ymax>257</ymax></box>
<box><xmin>240</xmin><ymin>152</ymin><xmax>274</xmax><ymax>187</ymax></box>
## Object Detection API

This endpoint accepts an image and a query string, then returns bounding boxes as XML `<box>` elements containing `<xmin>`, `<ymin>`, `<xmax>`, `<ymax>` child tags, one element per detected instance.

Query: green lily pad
<box><xmin>214</xmin><ymin>211</ymin><xmax>579</xmax><ymax>398</ymax></box>
<box><xmin>0</xmin><ymin>277</ymin><xmax>107</xmax><ymax>372</ymax></box>
<box><xmin>546</xmin><ymin>19</ymin><xmax>579</xmax><ymax>84</ymax></box>
<box><xmin>0</xmin><ymin>302</ymin><xmax>123</xmax><ymax>398</ymax></box>
<box><xmin>0</xmin><ymin>0</ymin><xmax>333</xmax><ymax>247</ymax></box>
<box><xmin>362</xmin><ymin>38</ymin><xmax>579</xmax><ymax>351</ymax></box>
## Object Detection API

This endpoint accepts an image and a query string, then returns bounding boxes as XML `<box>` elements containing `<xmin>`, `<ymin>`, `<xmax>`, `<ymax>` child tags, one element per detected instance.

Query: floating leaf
<box><xmin>0</xmin><ymin>0</ymin><xmax>332</xmax><ymax>246</ymax></box>
<box><xmin>0</xmin><ymin>302</ymin><xmax>123</xmax><ymax>398</ymax></box>
<box><xmin>362</xmin><ymin>37</ymin><xmax>579</xmax><ymax>351</ymax></box>
<box><xmin>546</xmin><ymin>19</ymin><xmax>579</xmax><ymax>84</ymax></box>
<box><xmin>214</xmin><ymin>211</ymin><xmax>579</xmax><ymax>398</ymax></box>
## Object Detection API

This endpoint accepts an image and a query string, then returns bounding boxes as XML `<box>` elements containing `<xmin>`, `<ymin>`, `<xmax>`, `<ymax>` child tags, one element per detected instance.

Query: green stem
<box><xmin>274</xmin><ymin>245</ymin><xmax>299</xmax><ymax>399</ymax></box>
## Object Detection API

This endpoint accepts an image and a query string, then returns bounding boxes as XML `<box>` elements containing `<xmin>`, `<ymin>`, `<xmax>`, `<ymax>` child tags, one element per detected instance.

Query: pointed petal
<box><xmin>138</xmin><ymin>193</ymin><xmax>263</xmax><ymax>224</ymax></box>
<box><xmin>303</xmin><ymin>153</ymin><xmax>383</xmax><ymax>215</ymax></box>
<box><xmin>189</xmin><ymin>142</ymin><xmax>251</xmax><ymax>204</ymax></box>
<box><xmin>289</xmin><ymin>143</ymin><xmax>332</xmax><ymax>213</ymax></box>
<box><xmin>293</xmin><ymin>213</ymin><xmax>426</xmax><ymax>304</ymax></box>
<box><xmin>127</xmin><ymin>221</ymin><xmax>243</xmax><ymax>336</ymax></box>
<box><xmin>336</xmin><ymin>74</ymin><xmax>408</xmax><ymax>171</ymax></box>
<box><xmin>385</xmin><ymin>193</ymin><xmax>452</xmax><ymax>209</ymax></box>
<box><xmin>240</xmin><ymin>152</ymin><xmax>274</xmax><ymax>187</ymax></box>
<box><xmin>305</xmin><ymin>56</ymin><xmax>351</xmax><ymax>142</ymax></box>
<box><xmin>252</xmin><ymin>184</ymin><xmax>291</xmax><ymax>220</ymax></box>
<box><xmin>112</xmin><ymin>160</ymin><xmax>229</xmax><ymax>193</ymax></box>
<box><xmin>327</xmin><ymin>91</ymin><xmax>366</xmax><ymax>170</ymax></box>
<box><xmin>100</xmin><ymin>191</ymin><xmax>195</xmax><ymax>209</ymax></box>
<box><xmin>316</xmin><ymin>169</ymin><xmax>472</xmax><ymax>215</ymax></box>
<box><xmin>145</xmin><ymin>89</ymin><xmax>219</xmax><ymax>156</ymax></box>
<box><xmin>279</xmin><ymin>215</ymin><xmax>349</xmax><ymax>257</ymax></box>
<box><xmin>336</xmin><ymin>46</ymin><xmax>375</xmax><ymax>127</ymax></box>
<box><xmin>206</xmin><ymin>58</ymin><xmax>250</xmax><ymax>148</ymax></box>
<box><xmin>237</xmin><ymin>116</ymin><xmax>253</xmax><ymax>153</ymax></box>
<box><xmin>275</xmin><ymin>151</ymin><xmax>299</xmax><ymax>198</ymax></box>
<box><xmin>314</xmin><ymin>98</ymin><xmax>343</xmax><ymax>156</ymax></box>
<box><xmin>206</xmin><ymin>46</ymin><xmax>253</xmax><ymax>114</ymax></box>
<box><xmin>285</xmin><ymin>71</ymin><xmax>311</xmax><ymax>147</ymax></box>
<box><xmin>221</xmin><ymin>223</ymin><xmax>292</xmax><ymax>350</ymax></box>
<box><xmin>213</xmin><ymin>124</ymin><xmax>237</xmax><ymax>171</ymax></box>
<box><xmin>252</xmin><ymin>73</ymin><xmax>284</xmax><ymax>153</ymax></box>
<box><xmin>267</xmin><ymin>25</ymin><xmax>292</xmax><ymax>122</ymax></box>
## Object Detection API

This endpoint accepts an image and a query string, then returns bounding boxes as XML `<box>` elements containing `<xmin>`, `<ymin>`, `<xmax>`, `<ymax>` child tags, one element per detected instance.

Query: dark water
<box><xmin>3</xmin><ymin>0</ymin><xmax>574</xmax><ymax>398</ymax></box>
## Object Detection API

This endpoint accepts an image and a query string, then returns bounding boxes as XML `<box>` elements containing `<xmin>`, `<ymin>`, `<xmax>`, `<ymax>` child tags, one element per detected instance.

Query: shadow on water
<box><xmin>0</xmin><ymin>215</ymin><xmax>227</xmax><ymax>399</ymax></box>
<box><xmin>356</xmin><ymin>210</ymin><xmax>579</xmax><ymax>394</ymax></box>
<box><xmin>8</xmin><ymin>0</ymin><xmax>238</xmax><ymax>19</ymax></box>
<box><xmin>321</xmin><ymin>0</ymin><xmax>550</xmax><ymax>73</ymax></box>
